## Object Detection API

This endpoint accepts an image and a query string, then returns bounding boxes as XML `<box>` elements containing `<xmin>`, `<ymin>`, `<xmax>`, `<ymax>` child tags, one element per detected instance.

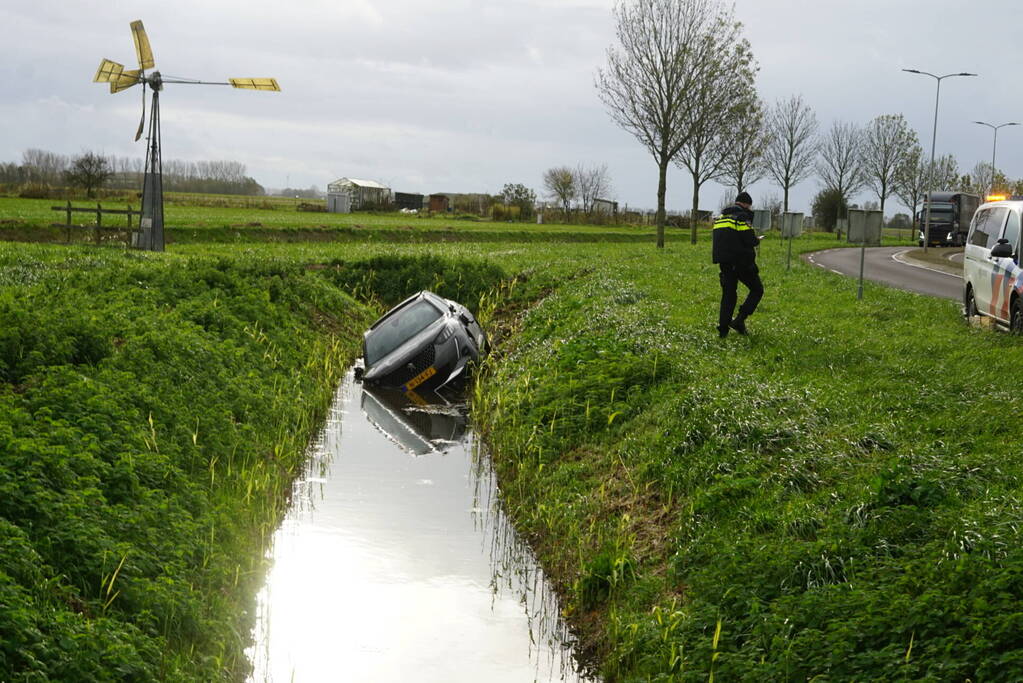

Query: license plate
<box><xmin>403</xmin><ymin>366</ymin><xmax>436</xmax><ymax>392</ymax></box>
<box><xmin>404</xmin><ymin>389</ymin><xmax>428</xmax><ymax>406</ymax></box>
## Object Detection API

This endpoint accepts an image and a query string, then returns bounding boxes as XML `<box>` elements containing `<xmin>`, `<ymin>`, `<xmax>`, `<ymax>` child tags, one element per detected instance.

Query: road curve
<box><xmin>803</xmin><ymin>246</ymin><xmax>961</xmax><ymax>301</ymax></box>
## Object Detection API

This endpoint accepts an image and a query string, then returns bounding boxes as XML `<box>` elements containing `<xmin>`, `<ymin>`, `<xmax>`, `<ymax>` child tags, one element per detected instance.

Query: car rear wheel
<box><xmin>1011</xmin><ymin>298</ymin><xmax>1023</xmax><ymax>335</ymax></box>
<box><xmin>964</xmin><ymin>286</ymin><xmax>978</xmax><ymax>320</ymax></box>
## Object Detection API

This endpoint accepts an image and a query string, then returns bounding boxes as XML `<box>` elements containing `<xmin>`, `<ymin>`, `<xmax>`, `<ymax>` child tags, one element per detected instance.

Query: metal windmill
<box><xmin>93</xmin><ymin>20</ymin><xmax>280</xmax><ymax>251</ymax></box>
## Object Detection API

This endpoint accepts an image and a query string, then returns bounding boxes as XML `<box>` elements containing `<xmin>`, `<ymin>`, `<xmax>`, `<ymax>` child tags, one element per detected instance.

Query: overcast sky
<box><xmin>1</xmin><ymin>0</ymin><xmax>1020</xmax><ymax>215</ymax></box>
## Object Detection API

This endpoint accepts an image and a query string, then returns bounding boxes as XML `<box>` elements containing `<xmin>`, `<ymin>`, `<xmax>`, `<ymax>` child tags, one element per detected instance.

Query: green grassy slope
<box><xmin>469</xmin><ymin>236</ymin><xmax>1023</xmax><ymax>681</ymax></box>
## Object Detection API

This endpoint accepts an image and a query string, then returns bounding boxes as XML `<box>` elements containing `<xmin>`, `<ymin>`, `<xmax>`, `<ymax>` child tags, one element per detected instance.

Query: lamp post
<box><xmin>972</xmin><ymin>120</ymin><xmax>1020</xmax><ymax>195</ymax></box>
<box><xmin>903</xmin><ymin>69</ymin><xmax>977</xmax><ymax>252</ymax></box>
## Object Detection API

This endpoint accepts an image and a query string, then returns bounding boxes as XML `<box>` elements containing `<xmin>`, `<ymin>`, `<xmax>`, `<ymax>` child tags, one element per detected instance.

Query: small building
<box><xmin>394</xmin><ymin>192</ymin><xmax>424</xmax><ymax>211</ymax></box>
<box><xmin>592</xmin><ymin>198</ymin><xmax>618</xmax><ymax>215</ymax></box>
<box><xmin>428</xmin><ymin>194</ymin><xmax>450</xmax><ymax>213</ymax></box>
<box><xmin>326</xmin><ymin>178</ymin><xmax>391</xmax><ymax>213</ymax></box>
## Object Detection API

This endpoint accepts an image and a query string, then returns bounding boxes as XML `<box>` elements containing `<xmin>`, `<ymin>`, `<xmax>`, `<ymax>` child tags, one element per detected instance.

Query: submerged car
<box><xmin>358</xmin><ymin>291</ymin><xmax>488</xmax><ymax>392</ymax></box>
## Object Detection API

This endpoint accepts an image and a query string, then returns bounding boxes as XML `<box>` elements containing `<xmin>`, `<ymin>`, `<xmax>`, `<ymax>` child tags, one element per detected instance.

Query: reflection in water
<box><xmin>360</xmin><ymin>384</ymin><xmax>468</xmax><ymax>457</ymax></box>
<box><xmin>469</xmin><ymin>444</ymin><xmax>592</xmax><ymax>683</ymax></box>
<box><xmin>247</xmin><ymin>371</ymin><xmax>596</xmax><ymax>682</ymax></box>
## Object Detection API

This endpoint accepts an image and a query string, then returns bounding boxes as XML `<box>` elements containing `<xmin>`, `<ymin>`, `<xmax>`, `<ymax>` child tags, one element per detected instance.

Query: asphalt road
<box><xmin>804</xmin><ymin>246</ymin><xmax>962</xmax><ymax>301</ymax></box>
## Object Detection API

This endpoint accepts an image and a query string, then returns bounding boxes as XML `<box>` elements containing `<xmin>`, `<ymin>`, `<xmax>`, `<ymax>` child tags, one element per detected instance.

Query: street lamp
<box><xmin>972</xmin><ymin>120</ymin><xmax>1020</xmax><ymax>195</ymax></box>
<box><xmin>903</xmin><ymin>69</ymin><xmax>977</xmax><ymax>252</ymax></box>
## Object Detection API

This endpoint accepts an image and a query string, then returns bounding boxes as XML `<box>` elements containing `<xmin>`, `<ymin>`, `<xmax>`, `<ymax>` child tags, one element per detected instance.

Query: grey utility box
<box><xmin>847</xmin><ymin>209</ymin><xmax>883</xmax><ymax>245</ymax></box>
<box><xmin>752</xmin><ymin>209</ymin><xmax>772</xmax><ymax>232</ymax></box>
<box><xmin>781</xmin><ymin>212</ymin><xmax>804</xmax><ymax>238</ymax></box>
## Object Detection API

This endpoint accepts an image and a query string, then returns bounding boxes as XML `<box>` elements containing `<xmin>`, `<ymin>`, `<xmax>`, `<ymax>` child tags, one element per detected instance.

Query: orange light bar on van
<box><xmin>987</xmin><ymin>194</ymin><xmax>1008</xmax><ymax>202</ymax></box>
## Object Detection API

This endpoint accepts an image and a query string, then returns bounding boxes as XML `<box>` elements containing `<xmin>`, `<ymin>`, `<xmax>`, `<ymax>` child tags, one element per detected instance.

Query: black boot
<box><xmin>728</xmin><ymin>317</ymin><xmax>748</xmax><ymax>335</ymax></box>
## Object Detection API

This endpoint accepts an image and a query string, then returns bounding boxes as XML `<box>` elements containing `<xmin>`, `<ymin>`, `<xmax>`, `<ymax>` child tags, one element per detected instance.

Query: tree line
<box><xmin>0</xmin><ymin>148</ymin><xmax>264</xmax><ymax>197</ymax></box>
<box><xmin>596</xmin><ymin>0</ymin><xmax>1023</xmax><ymax>245</ymax></box>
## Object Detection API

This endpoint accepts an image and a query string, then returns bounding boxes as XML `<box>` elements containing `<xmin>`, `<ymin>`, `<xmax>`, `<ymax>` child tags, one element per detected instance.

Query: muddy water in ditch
<box><xmin>247</xmin><ymin>371</ymin><xmax>596</xmax><ymax>683</ymax></box>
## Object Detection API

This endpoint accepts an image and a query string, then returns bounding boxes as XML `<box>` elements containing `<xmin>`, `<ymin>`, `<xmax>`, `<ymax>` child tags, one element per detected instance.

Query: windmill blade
<box><xmin>229</xmin><ymin>78</ymin><xmax>281</xmax><ymax>91</ymax></box>
<box><xmin>134</xmin><ymin>82</ymin><xmax>147</xmax><ymax>141</ymax></box>
<box><xmin>94</xmin><ymin>59</ymin><xmax>125</xmax><ymax>83</ymax></box>
<box><xmin>130</xmin><ymin>20</ymin><xmax>155</xmax><ymax>70</ymax></box>
<box><xmin>109</xmin><ymin>69</ymin><xmax>142</xmax><ymax>94</ymax></box>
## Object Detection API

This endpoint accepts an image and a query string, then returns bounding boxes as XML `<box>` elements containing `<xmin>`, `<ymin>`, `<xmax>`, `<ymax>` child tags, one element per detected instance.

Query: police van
<box><xmin>962</xmin><ymin>196</ymin><xmax>1023</xmax><ymax>331</ymax></box>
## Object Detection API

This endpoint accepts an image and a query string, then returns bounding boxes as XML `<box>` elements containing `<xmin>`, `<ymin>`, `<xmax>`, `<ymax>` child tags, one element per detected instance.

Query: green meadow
<box><xmin>0</xmin><ymin>196</ymin><xmax>649</xmax><ymax>244</ymax></box>
<box><xmin>3</xmin><ymin>199</ymin><xmax>1022</xmax><ymax>681</ymax></box>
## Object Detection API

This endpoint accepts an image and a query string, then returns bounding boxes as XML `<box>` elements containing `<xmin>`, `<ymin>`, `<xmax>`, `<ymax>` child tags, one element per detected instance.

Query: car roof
<box><xmin>977</xmin><ymin>199</ymin><xmax>1023</xmax><ymax>212</ymax></box>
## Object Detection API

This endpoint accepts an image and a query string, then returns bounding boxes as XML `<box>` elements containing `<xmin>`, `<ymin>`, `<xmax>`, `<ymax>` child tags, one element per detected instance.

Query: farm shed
<box><xmin>326</xmin><ymin>178</ymin><xmax>391</xmax><ymax>213</ymax></box>
<box><xmin>394</xmin><ymin>192</ymin><xmax>424</xmax><ymax>211</ymax></box>
<box><xmin>592</xmin><ymin>198</ymin><xmax>618</xmax><ymax>215</ymax></box>
<box><xmin>428</xmin><ymin>194</ymin><xmax>450</xmax><ymax>213</ymax></box>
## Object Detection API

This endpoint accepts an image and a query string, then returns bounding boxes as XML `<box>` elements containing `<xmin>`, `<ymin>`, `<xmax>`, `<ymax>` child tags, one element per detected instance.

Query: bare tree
<box><xmin>930</xmin><ymin>154</ymin><xmax>960</xmax><ymax>192</ymax></box>
<box><xmin>21</xmin><ymin>148</ymin><xmax>68</xmax><ymax>185</ymax></box>
<box><xmin>895</xmin><ymin>150</ymin><xmax>960</xmax><ymax>223</ymax></box>
<box><xmin>542</xmin><ymin>166</ymin><xmax>576</xmax><ymax>214</ymax></box>
<box><xmin>64</xmin><ymin>152</ymin><xmax>113</xmax><ymax>198</ymax></box>
<box><xmin>719</xmin><ymin>98</ymin><xmax>769</xmax><ymax>195</ymax></box>
<box><xmin>763</xmin><ymin>95</ymin><xmax>818</xmax><ymax>211</ymax></box>
<box><xmin>672</xmin><ymin>3</ymin><xmax>758</xmax><ymax>243</ymax></box>
<box><xmin>817</xmin><ymin>121</ymin><xmax>865</xmax><ymax>203</ymax></box>
<box><xmin>861</xmin><ymin>113</ymin><xmax>919</xmax><ymax>218</ymax></box>
<box><xmin>763</xmin><ymin>192</ymin><xmax>783</xmax><ymax>221</ymax></box>
<box><xmin>576</xmin><ymin>163</ymin><xmax>613</xmax><ymax>212</ymax></box>
<box><xmin>893</xmin><ymin>143</ymin><xmax>926</xmax><ymax>219</ymax></box>
<box><xmin>596</xmin><ymin>0</ymin><xmax>721</xmax><ymax>248</ymax></box>
<box><xmin>966</xmin><ymin>161</ymin><xmax>995</xmax><ymax>196</ymax></box>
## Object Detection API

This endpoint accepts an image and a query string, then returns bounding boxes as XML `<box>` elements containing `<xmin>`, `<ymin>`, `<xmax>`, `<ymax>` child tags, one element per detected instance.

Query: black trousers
<box><xmin>718</xmin><ymin>262</ymin><xmax>764</xmax><ymax>330</ymax></box>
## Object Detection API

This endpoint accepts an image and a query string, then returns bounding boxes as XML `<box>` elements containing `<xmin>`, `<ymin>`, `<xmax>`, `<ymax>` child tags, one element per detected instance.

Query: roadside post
<box><xmin>781</xmin><ymin>212</ymin><xmax>803</xmax><ymax>271</ymax></box>
<box><xmin>848</xmin><ymin>209</ymin><xmax>883</xmax><ymax>299</ymax></box>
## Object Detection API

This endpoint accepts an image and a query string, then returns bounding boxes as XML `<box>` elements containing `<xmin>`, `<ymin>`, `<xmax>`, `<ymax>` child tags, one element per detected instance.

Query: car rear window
<box><xmin>365</xmin><ymin>299</ymin><xmax>443</xmax><ymax>366</ymax></box>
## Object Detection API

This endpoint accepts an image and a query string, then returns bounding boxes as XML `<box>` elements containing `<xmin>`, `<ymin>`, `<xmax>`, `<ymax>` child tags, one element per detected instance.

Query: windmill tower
<box><xmin>93</xmin><ymin>21</ymin><xmax>280</xmax><ymax>251</ymax></box>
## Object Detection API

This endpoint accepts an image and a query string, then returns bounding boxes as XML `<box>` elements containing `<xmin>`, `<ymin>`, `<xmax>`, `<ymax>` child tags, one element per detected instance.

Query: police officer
<box><xmin>712</xmin><ymin>191</ymin><xmax>763</xmax><ymax>338</ymax></box>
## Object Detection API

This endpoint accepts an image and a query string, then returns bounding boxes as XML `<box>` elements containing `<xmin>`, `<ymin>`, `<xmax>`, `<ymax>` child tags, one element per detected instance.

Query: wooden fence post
<box><xmin>95</xmin><ymin>203</ymin><xmax>102</xmax><ymax>244</ymax></box>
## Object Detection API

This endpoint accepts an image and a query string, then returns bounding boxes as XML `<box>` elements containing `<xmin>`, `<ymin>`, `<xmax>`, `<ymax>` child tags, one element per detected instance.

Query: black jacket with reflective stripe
<box><xmin>712</xmin><ymin>204</ymin><xmax>758</xmax><ymax>266</ymax></box>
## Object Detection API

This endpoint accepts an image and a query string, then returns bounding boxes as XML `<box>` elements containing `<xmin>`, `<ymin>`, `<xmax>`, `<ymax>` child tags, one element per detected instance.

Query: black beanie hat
<box><xmin>735</xmin><ymin>191</ymin><xmax>753</xmax><ymax>205</ymax></box>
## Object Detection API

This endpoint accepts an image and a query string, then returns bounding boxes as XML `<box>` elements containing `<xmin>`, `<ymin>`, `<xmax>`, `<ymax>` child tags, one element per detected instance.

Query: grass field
<box><xmin>5</xmin><ymin>194</ymin><xmax>1020</xmax><ymax>681</ymax></box>
<box><xmin>0</xmin><ymin>196</ymin><xmax>650</xmax><ymax>241</ymax></box>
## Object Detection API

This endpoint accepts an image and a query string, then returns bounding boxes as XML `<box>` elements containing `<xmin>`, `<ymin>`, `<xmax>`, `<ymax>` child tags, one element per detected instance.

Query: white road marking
<box><xmin>892</xmin><ymin>249</ymin><xmax>962</xmax><ymax>279</ymax></box>
<box><xmin>805</xmin><ymin>251</ymin><xmax>847</xmax><ymax>275</ymax></box>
